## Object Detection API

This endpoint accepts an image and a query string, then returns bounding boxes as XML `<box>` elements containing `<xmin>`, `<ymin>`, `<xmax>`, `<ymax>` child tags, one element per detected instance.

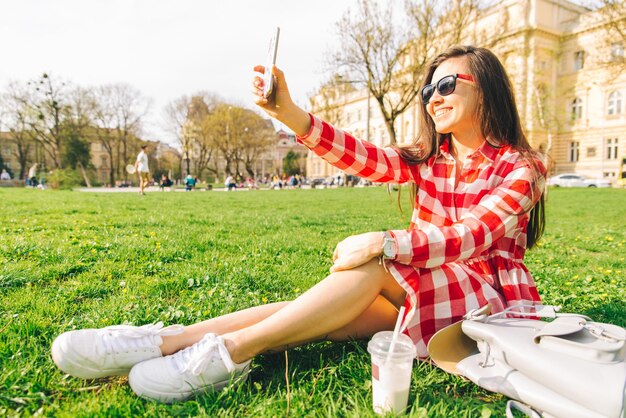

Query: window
<box><xmin>611</xmin><ymin>42</ymin><xmax>624</xmax><ymax>60</ymax></box>
<box><xmin>568</xmin><ymin>141</ymin><xmax>579</xmax><ymax>162</ymax></box>
<box><xmin>608</xmin><ymin>91</ymin><xmax>622</xmax><ymax>116</ymax></box>
<box><xmin>357</xmin><ymin>109</ymin><xmax>362</xmax><ymax>121</ymax></box>
<box><xmin>574</xmin><ymin>50</ymin><xmax>584</xmax><ymax>71</ymax></box>
<box><xmin>570</xmin><ymin>97</ymin><xmax>583</xmax><ymax>121</ymax></box>
<box><xmin>101</xmin><ymin>156</ymin><xmax>108</xmax><ymax>167</ymax></box>
<box><xmin>587</xmin><ymin>147</ymin><xmax>596</xmax><ymax>157</ymax></box>
<box><xmin>606</xmin><ymin>138</ymin><xmax>619</xmax><ymax>160</ymax></box>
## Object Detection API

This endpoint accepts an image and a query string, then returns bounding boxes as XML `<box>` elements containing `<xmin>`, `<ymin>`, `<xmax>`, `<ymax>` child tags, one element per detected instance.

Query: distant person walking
<box><xmin>135</xmin><ymin>145</ymin><xmax>150</xmax><ymax>195</ymax></box>
<box><xmin>184</xmin><ymin>175</ymin><xmax>196</xmax><ymax>191</ymax></box>
<box><xmin>28</xmin><ymin>163</ymin><xmax>38</xmax><ymax>187</ymax></box>
<box><xmin>225</xmin><ymin>175</ymin><xmax>237</xmax><ymax>191</ymax></box>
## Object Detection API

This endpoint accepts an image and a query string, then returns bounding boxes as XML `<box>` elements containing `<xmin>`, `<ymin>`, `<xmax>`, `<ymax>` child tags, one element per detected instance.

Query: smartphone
<box><xmin>263</xmin><ymin>27</ymin><xmax>280</xmax><ymax>99</ymax></box>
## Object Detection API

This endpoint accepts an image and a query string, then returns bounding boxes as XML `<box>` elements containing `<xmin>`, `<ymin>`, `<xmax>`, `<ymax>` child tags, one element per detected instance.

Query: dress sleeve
<box><xmin>296</xmin><ymin>114</ymin><xmax>420</xmax><ymax>184</ymax></box>
<box><xmin>386</xmin><ymin>158</ymin><xmax>545</xmax><ymax>268</ymax></box>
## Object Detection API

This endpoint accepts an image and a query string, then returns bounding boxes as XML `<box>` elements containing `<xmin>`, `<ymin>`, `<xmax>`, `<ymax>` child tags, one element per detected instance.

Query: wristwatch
<box><xmin>382</xmin><ymin>231</ymin><xmax>397</xmax><ymax>259</ymax></box>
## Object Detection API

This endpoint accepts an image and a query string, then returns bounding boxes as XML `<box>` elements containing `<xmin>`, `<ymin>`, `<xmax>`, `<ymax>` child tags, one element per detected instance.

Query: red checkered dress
<box><xmin>297</xmin><ymin>115</ymin><xmax>545</xmax><ymax>358</ymax></box>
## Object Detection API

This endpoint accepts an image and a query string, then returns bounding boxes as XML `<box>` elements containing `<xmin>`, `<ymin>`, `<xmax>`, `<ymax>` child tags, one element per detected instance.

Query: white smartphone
<box><xmin>263</xmin><ymin>27</ymin><xmax>280</xmax><ymax>99</ymax></box>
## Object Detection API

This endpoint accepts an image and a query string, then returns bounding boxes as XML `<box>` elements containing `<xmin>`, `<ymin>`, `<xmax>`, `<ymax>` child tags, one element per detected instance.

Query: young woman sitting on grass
<box><xmin>51</xmin><ymin>45</ymin><xmax>546</xmax><ymax>403</ymax></box>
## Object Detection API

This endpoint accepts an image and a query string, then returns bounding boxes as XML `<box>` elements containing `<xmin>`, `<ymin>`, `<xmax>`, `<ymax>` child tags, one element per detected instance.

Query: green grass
<box><xmin>0</xmin><ymin>187</ymin><xmax>624</xmax><ymax>417</ymax></box>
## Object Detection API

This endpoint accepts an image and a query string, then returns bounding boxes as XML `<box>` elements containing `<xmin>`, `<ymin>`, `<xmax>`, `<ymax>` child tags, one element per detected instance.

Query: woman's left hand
<box><xmin>330</xmin><ymin>232</ymin><xmax>384</xmax><ymax>273</ymax></box>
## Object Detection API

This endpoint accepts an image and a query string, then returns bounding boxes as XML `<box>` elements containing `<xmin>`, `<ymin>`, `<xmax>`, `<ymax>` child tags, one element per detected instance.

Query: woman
<box><xmin>51</xmin><ymin>45</ymin><xmax>545</xmax><ymax>403</ymax></box>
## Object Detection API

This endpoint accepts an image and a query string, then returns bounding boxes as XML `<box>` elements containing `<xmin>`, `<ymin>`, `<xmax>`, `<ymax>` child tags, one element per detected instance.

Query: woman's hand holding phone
<box><xmin>262</xmin><ymin>27</ymin><xmax>279</xmax><ymax>99</ymax></box>
<box><xmin>252</xmin><ymin>27</ymin><xmax>311</xmax><ymax>135</ymax></box>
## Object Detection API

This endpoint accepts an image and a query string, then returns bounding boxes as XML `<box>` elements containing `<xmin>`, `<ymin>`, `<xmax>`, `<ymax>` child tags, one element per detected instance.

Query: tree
<box><xmin>332</xmin><ymin>0</ymin><xmax>418</xmax><ymax>145</ymax></box>
<box><xmin>331</xmin><ymin>0</ymin><xmax>490</xmax><ymax>145</ymax></box>
<box><xmin>109</xmin><ymin>84</ymin><xmax>151</xmax><ymax>181</ymax></box>
<box><xmin>533</xmin><ymin>83</ymin><xmax>559</xmax><ymax>169</ymax></box>
<box><xmin>205</xmin><ymin>104</ymin><xmax>242</xmax><ymax>176</ymax></box>
<box><xmin>164</xmin><ymin>95</ymin><xmax>192</xmax><ymax>178</ymax></box>
<box><xmin>92</xmin><ymin>88</ymin><xmax>118</xmax><ymax>185</ymax></box>
<box><xmin>1</xmin><ymin>82</ymin><xmax>36</xmax><ymax>179</ymax></box>
<box><xmin>239</xmin><ymin>111</ymin><xmax>274</xmax><ymax>178</ymax></box>
<box><xmin>186</xmin><ymin>94</ymin><xmax>219</xmax><ymax>178</ymax></box>
<box><xmin>90</xmin><ymin>84</ymin><xmax>149</xmax><ymax>185</ymax></box>
<box><xmin>590</xmin><ymin>0</ymin><xmax>626</xmax><ymax>72</ymax></box>
<box><xmin>23</xmin><ymin>73</ymin><xmax>72</xmax><ymax>169</ymax></box>
<box><xmin>63</xmin><ymin>86</ymin><xmax>96</xmax><ymax>171</ymax></box>
<box><xmin>282</xmin><ymin>151</ymin><xmax>302</xmax><ymax>176</ymax></box>
<box><xmin>62</xmin><ymin>131</ymin><xmax>91</xmax><ymax>169</ymax></box>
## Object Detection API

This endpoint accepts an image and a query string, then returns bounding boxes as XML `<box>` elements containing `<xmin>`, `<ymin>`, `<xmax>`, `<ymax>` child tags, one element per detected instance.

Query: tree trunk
<box><xmin>78</xmin><ymin>162</ymin><xmax>92</xmax><ymax>188</ymax></box>
<box><xmin>383</xmin><ymin>116</ymin><xmax>397</xmax><ymax>146</ymax></box>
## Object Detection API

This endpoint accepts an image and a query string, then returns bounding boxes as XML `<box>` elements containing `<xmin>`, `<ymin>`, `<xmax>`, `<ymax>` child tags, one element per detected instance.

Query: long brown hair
<box><xmin>397</xmin><ymin>45</ymin><xmax>545</xmax><ymax>248</ymax></box>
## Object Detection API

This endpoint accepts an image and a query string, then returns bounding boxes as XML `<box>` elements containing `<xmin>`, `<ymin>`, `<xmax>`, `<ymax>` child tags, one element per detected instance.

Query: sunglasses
<box><xmin>421</xmin><ymin>73</ymin><xmax>475</xmax><ymax>104</ymax></box>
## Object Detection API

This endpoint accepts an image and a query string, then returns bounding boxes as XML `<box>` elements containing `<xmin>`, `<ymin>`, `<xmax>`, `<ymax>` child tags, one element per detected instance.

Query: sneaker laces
<box><xmin>171</xmin><ymin>333</ymin><xmax>236</xmax><ymax>376</ymax></box>
<box><xmin>98</xmin><ymin>322</ymin><xmax>184</xmax><ymax>355</ymax></box>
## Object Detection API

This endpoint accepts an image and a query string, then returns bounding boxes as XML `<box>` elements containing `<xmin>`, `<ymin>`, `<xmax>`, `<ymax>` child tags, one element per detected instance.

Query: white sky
<box><xmin>0</xmin><ymin>0</ymin><xmax>358</xmax><ymax>145</ymax></box>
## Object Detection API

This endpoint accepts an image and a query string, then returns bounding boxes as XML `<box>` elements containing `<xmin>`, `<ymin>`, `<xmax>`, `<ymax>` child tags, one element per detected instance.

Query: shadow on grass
<box><xmin>582</xmin><ymin>300</ymin><xmax>626</xmax><ymax>327</ymax></box>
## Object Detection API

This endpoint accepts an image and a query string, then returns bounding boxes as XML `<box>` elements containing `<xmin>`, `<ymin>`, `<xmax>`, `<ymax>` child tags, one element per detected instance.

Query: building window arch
<box><xmin>568</xmin><ymin>141</ymin><xmax>580</xmax><ymax>162</ymax></box>
<box><xmin>570</xmin><ymin>97</ymin><xmax>583</xmax><ymax>121</ymax></box>
<box><xmin>606</xmin><ymin>138</ymin><xmax>619</xmax><ymax>160</ymax></box>
<box><xmin>608</xmin><ymin>91</ymin><xmax>622</xmax><ymax>116</ymax></box>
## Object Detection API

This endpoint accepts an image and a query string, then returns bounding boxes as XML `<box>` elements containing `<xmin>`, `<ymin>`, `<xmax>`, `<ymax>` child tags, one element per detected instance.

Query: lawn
<box><xmin>0</xmin><ymin>186</ymin><xmax>624</xmax><ymax>417</ymax></box>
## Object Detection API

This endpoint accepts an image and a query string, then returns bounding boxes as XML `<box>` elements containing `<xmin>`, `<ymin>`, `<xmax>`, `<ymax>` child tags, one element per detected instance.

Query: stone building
<box><xmin>307</xmin><ymin>0</ymin><xmax>626</xmax><ymax>183</ymax></box>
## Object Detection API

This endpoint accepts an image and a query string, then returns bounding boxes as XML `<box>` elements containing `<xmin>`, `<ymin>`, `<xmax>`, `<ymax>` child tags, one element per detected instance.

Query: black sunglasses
<box><xmin>421</xmin><ymin>73</ymin><xmax>474</xmax><ymax>104</ymax></box>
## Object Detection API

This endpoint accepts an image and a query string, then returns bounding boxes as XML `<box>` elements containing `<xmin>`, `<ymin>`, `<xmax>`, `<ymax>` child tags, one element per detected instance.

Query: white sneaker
<box><xmin>51</xmin><ymin>322</ymin><xmax>184</xmax><ymax>379</ymax></box>
<box><xmin>128</xmin><ymin>333</ymin><xmax>251</xmax><ymax>403</ymax></box>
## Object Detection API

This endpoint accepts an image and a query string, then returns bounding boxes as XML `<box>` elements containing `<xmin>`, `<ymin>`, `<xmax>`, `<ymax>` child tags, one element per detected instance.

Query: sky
<box><xmin>0</xmin><ymin>0</ymin><xmax>359</xmax><ymax>145</ymax></box>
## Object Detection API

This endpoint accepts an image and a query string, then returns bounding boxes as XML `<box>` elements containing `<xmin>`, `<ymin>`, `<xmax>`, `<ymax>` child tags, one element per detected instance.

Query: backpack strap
<box><xmin>506</xmin><ymin>400</ymin><xmax>542</xmax><ymax>418</ymax></box>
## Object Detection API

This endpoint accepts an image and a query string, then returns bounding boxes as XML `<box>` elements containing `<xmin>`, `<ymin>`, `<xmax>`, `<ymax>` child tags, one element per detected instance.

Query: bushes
<box><xmin>47</xmin><ymin>169</ymin><xmax>83</xmax><ymax>190</ymax></box>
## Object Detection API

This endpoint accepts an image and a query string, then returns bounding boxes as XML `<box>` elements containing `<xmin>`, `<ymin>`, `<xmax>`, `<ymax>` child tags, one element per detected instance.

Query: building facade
<box><xmin>307</xmin><ymin>0</ymin><xmax>626</xmax><ymax>183</ymax></box>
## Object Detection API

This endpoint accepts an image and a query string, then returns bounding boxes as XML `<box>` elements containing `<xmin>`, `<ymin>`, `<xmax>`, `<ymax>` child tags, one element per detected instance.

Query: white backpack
<box><xmin>427</xmin><ymin>304</ymin><xmax>626</xmax><ymax>418</ymax></box>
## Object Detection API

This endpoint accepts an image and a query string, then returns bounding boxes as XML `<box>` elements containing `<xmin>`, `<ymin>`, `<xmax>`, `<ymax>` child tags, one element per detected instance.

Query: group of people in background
<box><xmin>0</xmin><ymin>163</ymin><xmax>48</xmax><ymax>188</ymax></box>
<box><xmin>1</xmin><ymin>142</ymin><xmax>326</xmax><ymax>192</ymax></box>
<box><xmin>0</xmin><ymin>168</ymin><xmax>11</xmax><ymax>181</ymax></box>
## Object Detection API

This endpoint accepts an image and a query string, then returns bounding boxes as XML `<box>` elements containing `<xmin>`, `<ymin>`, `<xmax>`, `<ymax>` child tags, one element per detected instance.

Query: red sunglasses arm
<box><xmin>457</xmin><ymin>73</ymin><xmax>474</xmax><ymax>82</ymax></box>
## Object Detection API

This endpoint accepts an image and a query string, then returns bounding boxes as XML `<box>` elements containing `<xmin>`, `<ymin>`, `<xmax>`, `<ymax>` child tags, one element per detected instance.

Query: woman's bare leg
<box><xmin>223</xmin><ymin>258</ymin><xmax>405</xmax><ymax>363</ymax></box>
<box><xmin>161</xmin><ymin>259</ymin><xmax>405</xmax><ymax>358</ymax></box>
<box><xmin>160</xmin><ymin>302</ymin><xmax>289</xmax><ymax>355</ymax></box>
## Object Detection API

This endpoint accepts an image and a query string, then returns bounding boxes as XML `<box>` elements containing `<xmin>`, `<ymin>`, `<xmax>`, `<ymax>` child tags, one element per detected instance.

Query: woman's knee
<box><xmin>327</xmin><ymin>258</ymin><xmax>405</xmax><ymax>306</ymax></box>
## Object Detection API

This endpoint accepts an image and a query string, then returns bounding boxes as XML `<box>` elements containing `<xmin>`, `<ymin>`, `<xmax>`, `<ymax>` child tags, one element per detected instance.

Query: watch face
<box><xmin>384</xmin><ymin>239</ymin><xmax>396</xmax><ymax>258</ymax></box>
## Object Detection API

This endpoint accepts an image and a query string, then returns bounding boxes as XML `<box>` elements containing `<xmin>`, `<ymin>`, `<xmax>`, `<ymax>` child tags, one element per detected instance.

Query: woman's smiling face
<box><xmin>425</xmin><ymin>56</ymin><xmax>480</xmax><ymax>137</ymax></box>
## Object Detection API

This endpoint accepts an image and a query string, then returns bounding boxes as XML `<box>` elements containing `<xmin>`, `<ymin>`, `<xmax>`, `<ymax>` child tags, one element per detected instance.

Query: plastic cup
<box><xmin>367</xmin><ymin>331</ymin><xmax>417</xmax><ymax>415</ymax></box>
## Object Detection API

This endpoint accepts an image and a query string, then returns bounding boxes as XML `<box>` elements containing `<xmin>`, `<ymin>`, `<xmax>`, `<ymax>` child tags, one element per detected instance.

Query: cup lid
<box><xmin>367</xmin><ymin>331</ymin><xmax>417</xmax><ymax>360</ymax></box>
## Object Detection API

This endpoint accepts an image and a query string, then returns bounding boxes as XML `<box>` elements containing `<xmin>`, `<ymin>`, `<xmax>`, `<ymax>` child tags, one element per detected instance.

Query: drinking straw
<box><xmin>386</xmin><ymin>306</ymin><xmax>406</xmax><ymax>364</ymax></box>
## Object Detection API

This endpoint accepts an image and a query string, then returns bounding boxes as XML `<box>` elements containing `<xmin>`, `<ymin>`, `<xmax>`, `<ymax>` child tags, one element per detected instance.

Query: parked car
<box><xmin>310</xmin><ymin>178</ymin><xmax>326</xmax><ymax>188</ymax></box>
<box><xmin>547</xmin><ymin>173</ymin><xmax>612</xmax><ymax>188</ymax></box>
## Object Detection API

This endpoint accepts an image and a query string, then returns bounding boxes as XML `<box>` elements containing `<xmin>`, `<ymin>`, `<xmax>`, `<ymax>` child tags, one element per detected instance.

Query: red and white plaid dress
<box><xmin>297</xmin><ymin>115</ymin><xmax>545</xmax><ymax>358</ymax></box>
